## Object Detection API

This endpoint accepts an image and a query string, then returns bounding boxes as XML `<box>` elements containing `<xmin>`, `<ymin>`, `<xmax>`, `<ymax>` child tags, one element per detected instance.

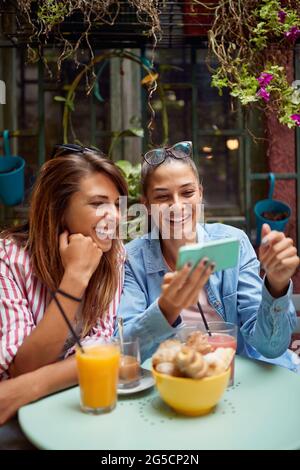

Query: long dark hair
<box><xmin>1</xmin><ymin>150</ymin><xmax>128</xmax><ymax>335</ymax></box>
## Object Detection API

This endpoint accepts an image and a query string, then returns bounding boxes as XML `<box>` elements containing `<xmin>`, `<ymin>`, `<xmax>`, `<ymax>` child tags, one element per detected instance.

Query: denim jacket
<box><xmin>115</xmin><ymin>223</ymin><xmax>298</xmax><ymax>371</ymax></box>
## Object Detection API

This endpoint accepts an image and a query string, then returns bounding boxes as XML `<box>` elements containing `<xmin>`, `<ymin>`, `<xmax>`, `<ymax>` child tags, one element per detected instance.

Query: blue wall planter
<box><xmin>254</xmin><ymin>173</ymin><xmax>291</xmax><ymax>245</ymax></box>
<box><xmin>0</xmin><ymin>130</ymin><xmax>25</xmax><ymax>206</ymax></box>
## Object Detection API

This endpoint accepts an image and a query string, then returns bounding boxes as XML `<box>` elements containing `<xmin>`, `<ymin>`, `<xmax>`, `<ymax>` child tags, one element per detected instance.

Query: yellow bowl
<box><xmin>152</xmin><ymin>367</ymin><xmax>230</xmax><ymax>416</ymax></box>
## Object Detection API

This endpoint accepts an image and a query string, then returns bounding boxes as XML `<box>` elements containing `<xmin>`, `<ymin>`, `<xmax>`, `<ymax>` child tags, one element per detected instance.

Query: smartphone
<box><xmin>177</xmin><ymin>238</ymin><xmax>240</xmax><ymax>273</ymax></box>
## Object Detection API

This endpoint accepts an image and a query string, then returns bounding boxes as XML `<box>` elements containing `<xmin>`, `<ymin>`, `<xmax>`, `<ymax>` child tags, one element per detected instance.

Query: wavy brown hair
<box><xmin>1</xmin><ymin>150</ymin><xmax>128</xmax><ymax>336</ymax></box>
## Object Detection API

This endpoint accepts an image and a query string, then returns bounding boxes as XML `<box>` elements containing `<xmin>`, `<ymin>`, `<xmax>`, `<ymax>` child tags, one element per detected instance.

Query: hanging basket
<box><xmin>254</xmin><ymin>173</ymin><xmax>291</xmax><ymax>245</ymax></box>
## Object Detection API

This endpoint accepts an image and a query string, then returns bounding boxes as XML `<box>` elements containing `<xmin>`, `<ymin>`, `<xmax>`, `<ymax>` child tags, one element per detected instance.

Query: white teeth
<box><xmin>96</xmin><ymin>227</ymin><xmax>114</xmax><ymax>232</ymax></box>
<box><xmin>95</xmin><ymin>230</ymin><xmax>114</xmax><ymax>239</ymax></box>
<box><xmin>169</xmin><ymin>217</ymin><xmax>191</xmax><ymax>223</ymax></box>
<box><xmin>96</xmin><ymin>232</ymin><xmax>114</xmax><ymax>236</ymax></box>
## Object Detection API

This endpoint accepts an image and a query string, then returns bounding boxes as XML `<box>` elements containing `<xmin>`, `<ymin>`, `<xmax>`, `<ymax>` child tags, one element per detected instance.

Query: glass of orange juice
<box><xmin>76</xmin><ymin>339</ymin><xmax>120</xmax><ymax>414</ymax></box>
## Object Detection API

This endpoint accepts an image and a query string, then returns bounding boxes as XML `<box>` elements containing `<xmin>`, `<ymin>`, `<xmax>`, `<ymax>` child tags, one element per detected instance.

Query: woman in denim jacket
<box><xmin>116</xmin><ymin>141</ymin><xmax>300</xmax><ymax>370</ymax></box>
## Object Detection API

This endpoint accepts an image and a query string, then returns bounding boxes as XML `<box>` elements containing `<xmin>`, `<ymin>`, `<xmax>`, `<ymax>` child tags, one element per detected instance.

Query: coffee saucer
<box><xmin>117</xmin><ymin>368</ymin><xmax>155</xmax><ymax>395</ymax></box>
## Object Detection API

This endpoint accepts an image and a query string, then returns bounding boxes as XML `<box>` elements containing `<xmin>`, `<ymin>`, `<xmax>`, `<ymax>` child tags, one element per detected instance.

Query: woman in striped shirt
<box><xmin>0</xmin><ymin>145</ymin><xmax>127</xmax><ymax>423</ymax></box>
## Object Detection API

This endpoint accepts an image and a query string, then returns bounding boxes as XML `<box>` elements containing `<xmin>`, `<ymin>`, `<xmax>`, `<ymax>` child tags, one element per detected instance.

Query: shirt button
<box><xmin>273</xmin><ymin>306</ymin><xmax>281</xmax><ymax>313</ymax></box>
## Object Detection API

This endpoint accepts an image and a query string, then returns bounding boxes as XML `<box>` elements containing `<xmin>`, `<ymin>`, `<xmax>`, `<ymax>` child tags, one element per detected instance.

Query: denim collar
<box><xmin>142</xmin><ymin>224</ymin><xmax>210</xmax><ymax>274</ymax></box>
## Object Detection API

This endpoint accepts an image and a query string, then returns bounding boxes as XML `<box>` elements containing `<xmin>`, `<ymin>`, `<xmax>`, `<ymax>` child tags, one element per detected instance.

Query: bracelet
<box><xmin>56</xmin><ymin>288</ymin><xmax>82</xmax><ymax>303</ymax></box>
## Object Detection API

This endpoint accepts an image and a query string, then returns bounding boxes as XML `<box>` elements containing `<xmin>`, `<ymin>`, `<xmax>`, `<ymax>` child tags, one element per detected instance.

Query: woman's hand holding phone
<box><xmin>158</xmin><ymin>259</ymin><xmax>214</xmax><ymax>325</ymax></box>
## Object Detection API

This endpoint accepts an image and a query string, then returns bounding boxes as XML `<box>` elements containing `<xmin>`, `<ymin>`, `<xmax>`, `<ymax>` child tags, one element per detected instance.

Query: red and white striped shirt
<box><xmin>0</xmin><ymin>238</ymin><xmax>124</xmax><ymax>380</ymax></box>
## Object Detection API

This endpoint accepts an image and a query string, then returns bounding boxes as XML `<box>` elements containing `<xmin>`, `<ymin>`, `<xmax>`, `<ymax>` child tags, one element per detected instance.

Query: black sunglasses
<box><xmin>143</xmin><ymin>141</ymin><xmax>193</xmax><ymax>166</ymax></box>
<box><xmin>51</xmin><ymin>144</ymin><xmax>96</xmax><ymax>158</ymax></box>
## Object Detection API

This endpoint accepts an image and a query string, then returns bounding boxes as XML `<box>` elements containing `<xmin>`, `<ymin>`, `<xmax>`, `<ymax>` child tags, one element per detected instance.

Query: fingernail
<box><xmin>203</xmin><ymin>257</ymin><xmax>209</xmax><ymax>266</ymax></box>
<box><xmin>261</xmin><ymin>237</ymin><xmax>269</xmax><ymax>246</ymax></box>
<box><xmin>210</xmin><ymin>262</ymin><xmax>216</xmax><ymax>271</ymax></box>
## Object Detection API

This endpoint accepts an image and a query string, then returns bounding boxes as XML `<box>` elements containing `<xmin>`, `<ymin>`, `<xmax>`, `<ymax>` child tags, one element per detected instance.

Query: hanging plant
<box><xmin>208</xmin><ymin>0</ymin><xmax>300</xmax><ymax>128</ymax></box>
<box><xmin>53</xmin><ymin>50</ymin><xmax>154</xmax><ymax>143</ymax></box>
<box><xmin>12</xmin><ymin>0</ymin><xmax>162</xmax><ymax>73</ymax></box>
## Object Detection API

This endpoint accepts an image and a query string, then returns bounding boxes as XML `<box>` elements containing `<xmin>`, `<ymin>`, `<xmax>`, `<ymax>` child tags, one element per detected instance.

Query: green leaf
<box><xmin>121</xmin><ymin>128</ymin><xmax>144</xmax><ymax>138</ymax></box>
<box><xmin>65</xmin><ymin>100</ymin><xmax>75</xmax><ymax>111</ymax></box>
<box><xmin>115</xmin><ymin>160</ymin><xmax>133</xmax><ymax>177</ymax></box>
<box><xmin>54</xmin><ymin>96</ymin><xmax>66</xmax><ymax>102</ymax></box>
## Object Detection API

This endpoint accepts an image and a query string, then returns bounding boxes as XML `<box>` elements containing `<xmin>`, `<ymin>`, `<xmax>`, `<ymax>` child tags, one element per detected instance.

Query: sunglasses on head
<box><xmin>51</xmin><ymin>144</ymin><xmax>96</xmax><ymax>158</ymax></box>
<box><xmin>143</xmin><ymin>141</ymin><xmax>193</xmax><ymax>166</ymax></box>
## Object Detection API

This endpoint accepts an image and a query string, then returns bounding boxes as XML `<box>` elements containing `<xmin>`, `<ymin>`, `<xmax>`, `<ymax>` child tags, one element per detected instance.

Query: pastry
<box><xmin>152</xmin><ymin>339</ymin><xmax>182</xmax><ymax>367</ymax></box>
<box><xmin>204</xmin><ymin>347</ymin><xmax>235</xmax><ymax>376</ymax></box>
<box><xmin>186</xmin><ymin>331</ymin><xmax>213</xmax><ymax>355</ymax></box>
<box><xmin>175</xmin><ymin>346</ymin><xmax>208</xmax><ymax>379</ymax></box>
<box><xmin>155</xmin><ymin>362</ymin><xmax>180</xmax><ymax>376</ymax></box>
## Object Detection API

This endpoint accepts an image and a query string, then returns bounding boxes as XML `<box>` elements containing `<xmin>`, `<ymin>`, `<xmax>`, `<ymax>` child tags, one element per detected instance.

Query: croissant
<box><xmin>152</xmin><ymin>339</ymin><xmax>182</xmax><ymax>367</ymax></box>
<box><xmin>155</xmin><ymin>362</ymin><xmax>180</xmax><ymax>376</ymax></box>
<box><xmin>186</xmin><ymin>331</ymin><xmax>213</xmax><ymax>355</ymax></box>
<box><xmin>175</xmin><ymin>346</ymin><xmax>208</xmax><ymax>379</ymax></box>
<box><xmin>204</xmin><ymin>348</ymin><xmax>235</xmax><ymax>376</ymax></box>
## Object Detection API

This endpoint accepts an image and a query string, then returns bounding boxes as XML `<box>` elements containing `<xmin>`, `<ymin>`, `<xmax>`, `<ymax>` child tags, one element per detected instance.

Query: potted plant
<box><xmin>209</xmin><ymin>0</ymin><xmax>300</xmax><ymax>128</ymax></box>
<box><xmin>254</xmin><ymin>173</ymin><xmax>291</xmax><ymax>244</ymax></box>
<box><xmin>115</xmin><ymin>159</ymin><xmax>144</xmax><ymax>242</ymax></box>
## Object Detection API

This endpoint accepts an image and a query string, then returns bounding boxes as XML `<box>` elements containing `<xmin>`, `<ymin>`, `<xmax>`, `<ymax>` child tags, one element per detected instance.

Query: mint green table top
<box><xmin>18</xmin><ymin>356</ymin><xmax>300</xmax><ymax>450</ymax></box>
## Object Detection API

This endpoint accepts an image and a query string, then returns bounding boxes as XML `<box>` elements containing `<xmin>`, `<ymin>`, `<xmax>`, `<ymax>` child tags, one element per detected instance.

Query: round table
<box><xmin>18</xmin><ymin>356</ymin><xmax>300</xmax><ymax>450</ymax></box>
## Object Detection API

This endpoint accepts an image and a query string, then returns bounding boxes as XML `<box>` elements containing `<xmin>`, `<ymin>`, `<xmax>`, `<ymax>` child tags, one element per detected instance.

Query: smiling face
<box><xmin>64</xmin><ymin>171</ymin><xmax>121</xmax><ymax>252</ymax></box>
<box><xmin>143</xmin><ymin>160</ymin><xmax>202</xmax><ymax>240</ymax></box>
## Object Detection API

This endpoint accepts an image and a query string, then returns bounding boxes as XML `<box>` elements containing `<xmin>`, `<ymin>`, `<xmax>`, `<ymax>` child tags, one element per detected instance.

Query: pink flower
<box><xmin>257</xmin><ymin>72</ymin><xmax>273</xmax><ymax>87</ymax></box>
<box><xmin>278</xmin><ymin>10</ymin><xmax>287</xmax><ymax>23</ymax></box>
<box><xmin>257</xmin><ymin>87</ymin><xmax>270</xmax><ymax>102</ymax></box>
<box><xmin>291</xmin><ymin>114</ymin><xmax>300</xmax><ymax>126</ymax></box>
<box><xmin>285</xmin><ymin>26</ymin><xmax>300</xmax><ymax>42</ymax></box>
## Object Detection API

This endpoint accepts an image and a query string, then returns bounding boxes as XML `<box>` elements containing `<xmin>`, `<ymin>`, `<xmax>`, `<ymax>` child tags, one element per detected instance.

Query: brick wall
<box><xmin>266</xmin><ymin>49</ymin><xmax>300</xmax><ymax>293</ymax></box>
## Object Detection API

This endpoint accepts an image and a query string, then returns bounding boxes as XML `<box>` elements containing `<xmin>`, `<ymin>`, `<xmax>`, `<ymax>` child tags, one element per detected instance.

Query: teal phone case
<box><xmin>177</xmin><ymin>238</ymin><xmax>240</xmax><ymax>272</ymax></box>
